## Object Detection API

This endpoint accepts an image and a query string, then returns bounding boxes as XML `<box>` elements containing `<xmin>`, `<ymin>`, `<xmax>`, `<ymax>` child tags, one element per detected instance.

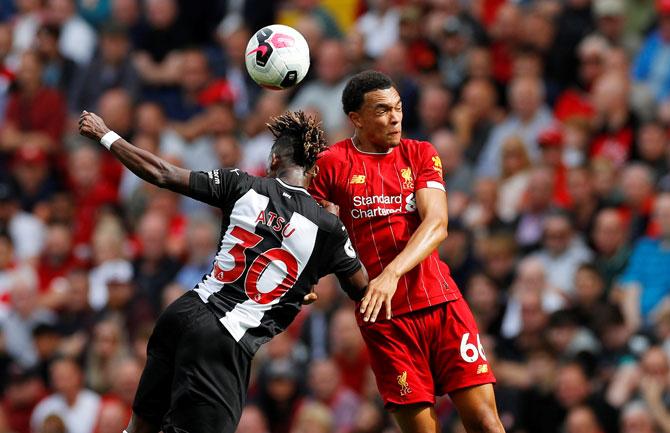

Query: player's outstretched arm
<box><xmin>360</xmin><ymin>188</ymin><xmax>448</xmax><ymax>322</ymax></box>
<box><xmin>78</xmin><ymin>110</ymin><xmax>191</xmax><ymax>195</ymax></box>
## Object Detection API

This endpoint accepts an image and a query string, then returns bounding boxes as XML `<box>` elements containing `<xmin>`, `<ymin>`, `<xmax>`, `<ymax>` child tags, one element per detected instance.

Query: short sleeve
<box><xmin>308</xmin><ymin>152</ymin><xmax>333</xmax><ymax>203</ymax></box>
<box><xmin>187</xmin><ymin>168</ymin><xmax>247</xmax><ymax>207</ymax></box>
<box><xmin>326</xmin><ymin>220</ymin><xmax>362</xmax><ymax>278</ymax></box>
<box><xmin>414</xmin><ymin>141</ymin><xmax>446</xmax><ymax>192</ymax></box>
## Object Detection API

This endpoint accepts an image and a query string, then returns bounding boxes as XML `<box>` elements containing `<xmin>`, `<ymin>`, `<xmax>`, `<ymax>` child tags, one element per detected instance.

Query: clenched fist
<box><xmin>78</xmin><ymin>111</ymin><xmax>111</xmax><ymax>142</ymax></box>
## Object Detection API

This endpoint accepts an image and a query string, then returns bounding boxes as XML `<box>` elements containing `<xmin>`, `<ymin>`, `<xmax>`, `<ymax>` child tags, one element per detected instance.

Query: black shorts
<box><xmin>133</xmin><ymin>291</ymin><xmax>252</xmax><ymax>433</ymax></box>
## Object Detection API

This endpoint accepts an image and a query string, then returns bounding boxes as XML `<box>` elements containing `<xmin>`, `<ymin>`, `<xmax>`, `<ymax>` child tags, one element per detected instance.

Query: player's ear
<box><xmin>348</xmin><ymin>111</ymin><xmax>363</xmax><ymax>129</ymax></box>
<box><xmin>269</xmin><ymin>152</ymin><xmax>280</xmax><ymax>173</ymax></box>
<box><xmin>305</xmin><ymin>164</ymin><xmax>319</xmax><ymax>178</ymax></box>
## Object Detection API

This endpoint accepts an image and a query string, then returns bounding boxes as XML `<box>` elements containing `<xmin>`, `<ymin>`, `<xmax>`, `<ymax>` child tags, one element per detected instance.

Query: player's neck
<box><xmin>276</xmin><ymin>166</ymin><xmax>309</xmax><ymax>189</ymax></box>
<box><xmin>352</xmin><ymin>134</ymin><xmax>390</xmax><ymax>154</ymax></box>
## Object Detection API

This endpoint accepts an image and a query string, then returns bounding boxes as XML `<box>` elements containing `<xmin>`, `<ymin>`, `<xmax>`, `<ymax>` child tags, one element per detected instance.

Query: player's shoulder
<box><xmin>316</xmin><ymin>139</ymin><xmax>351</xmax><ymax>165</ymax></box>
<box><xmin>400</xmin><ymin>137</ymin><xmax>436</xmax><ymax>153</ymax></box>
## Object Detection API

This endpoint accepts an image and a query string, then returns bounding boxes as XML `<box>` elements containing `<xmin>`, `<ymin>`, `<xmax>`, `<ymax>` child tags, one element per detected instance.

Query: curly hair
<box><xmin>267</xmin><ymin>111</ymin><xmax>327</xmax><ymax>169</ymax></box>
<box><xmin>341</xmin><ymin>70</ymin><xmax>395</xmax><ymax>115</ymax></box>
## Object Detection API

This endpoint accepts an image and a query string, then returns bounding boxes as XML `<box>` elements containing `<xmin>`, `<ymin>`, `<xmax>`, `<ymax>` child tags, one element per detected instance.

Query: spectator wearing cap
<box><xmin>0</xmin><ymin>51</ymin><xmax>67</xmax><ymax>154</ymax></box>
<box><xmin>591</xmin><ymin>0</ymin><xmax>640</xmax><ymax>54</ymax></box>
<box><xmin>34</xmin><ymin>24</ymin><xmax>78</xmax><ymax>97</ymax></box>
<box><xmin>47</xmin><ymin>0</ymin><xmax>97</xmax><ymax>65</ymax></box>
<box><xmin>436</xmin><ymin>15</ymin><xmax>472</xmax><ymax>90</ymax></box>
<box><xmin>30</xmin><ymin>357</ymin><xmax>100</xmax><ymax>433</ymax></box>
<box><xmin>476</xmin><ymin>75</ymin><xmax>554</xmax><ymax>178</ymax></box>
<box><xmin>538</xmin><ymin>125</ymin><xmax>571</xmax><ymax>207</ymax></box>
<box><xmin>0</xmin><ymin>180</ymin><xmax>45</xmax><ymax>261</ymax></box>
<box><xmin>11</xmin><ymin>145</ymin><xmax>58</xmax><ymax>214</ymax></box>
<box><xmin>618</xmin><ymin>193</ymin><xmax>670</xmax><ymax>330</ymax></box>
<box><xmin>69</xmin><ymin>22</ymin><xmax>140</xmax><ymax>114</ymax></box>
<box><xmin>632</xmin><ymin>0</ymin><xmax>670</xmax><ymax>103</ymax></box>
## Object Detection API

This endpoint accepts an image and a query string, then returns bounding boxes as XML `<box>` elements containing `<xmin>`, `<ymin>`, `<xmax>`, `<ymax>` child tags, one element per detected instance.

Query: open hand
<box><xmin>359</xmin><ymin>269</ymin><xmax>399</xmax><ymax>322</ymax></box>
<box><xmin>78</xmin><ymin>111</ymin><xmax>110</xmax><ymax>141</ymax></box>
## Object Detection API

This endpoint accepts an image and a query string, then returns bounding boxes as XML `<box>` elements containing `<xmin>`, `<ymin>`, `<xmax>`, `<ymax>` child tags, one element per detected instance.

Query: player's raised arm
<box><xmin>78</xmin><ymin>110</ymin><xmax>191</xmax><ymax>195</ymax></box>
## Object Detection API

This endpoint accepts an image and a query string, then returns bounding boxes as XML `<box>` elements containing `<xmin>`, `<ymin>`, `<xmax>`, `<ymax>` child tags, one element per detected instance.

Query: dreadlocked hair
<box><xmin>267</xmin><ymin>111</ymin><xmax>327</xmax><ymax>169</ymax></box>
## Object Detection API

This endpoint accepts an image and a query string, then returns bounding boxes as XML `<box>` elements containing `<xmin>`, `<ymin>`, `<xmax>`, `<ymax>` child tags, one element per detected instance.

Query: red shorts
<box><xmin>358</xmin><ymin>297</ymin><xmax>496</xmax><ymax>407</ymax></box>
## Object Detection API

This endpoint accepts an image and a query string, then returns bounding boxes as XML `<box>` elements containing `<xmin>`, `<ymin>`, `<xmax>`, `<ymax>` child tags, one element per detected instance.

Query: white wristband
<box><xmin>100</xmin><ymin>131</ymin><xmax>121</xmax><ymax>150</ymax></box>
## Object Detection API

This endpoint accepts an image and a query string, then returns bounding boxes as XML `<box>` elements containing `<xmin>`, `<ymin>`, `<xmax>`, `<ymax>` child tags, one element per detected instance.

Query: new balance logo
<box><xmin>477</xmin><ymin>364</ymin><xmax>489</xmax><ymax>374</ymax></box>
<box><xmin>350</xmin><ymin>175</ymin><xmax>366</xmax><ymax>184</ymax></box>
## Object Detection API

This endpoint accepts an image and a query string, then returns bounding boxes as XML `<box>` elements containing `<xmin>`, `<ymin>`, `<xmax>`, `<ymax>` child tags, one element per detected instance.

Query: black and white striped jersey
<box><xmin>185</xmin><ymin>168</ymin><xmax>362</xmax><ymax>354</ymax></box>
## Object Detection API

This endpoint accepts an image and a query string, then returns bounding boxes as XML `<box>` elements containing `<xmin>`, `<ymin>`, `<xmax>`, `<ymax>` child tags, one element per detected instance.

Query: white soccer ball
<box><xmin>245</xmin><ymin>24</ymin><xmax>310</xmax><ymax>90</ymax></box>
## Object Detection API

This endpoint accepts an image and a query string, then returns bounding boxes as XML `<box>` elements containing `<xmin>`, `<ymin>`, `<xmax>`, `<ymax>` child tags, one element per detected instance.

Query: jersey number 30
<box><xmin>215</xmin><ymin>226</ymin><xmax>299</xmax><ymax>304</ymax></box>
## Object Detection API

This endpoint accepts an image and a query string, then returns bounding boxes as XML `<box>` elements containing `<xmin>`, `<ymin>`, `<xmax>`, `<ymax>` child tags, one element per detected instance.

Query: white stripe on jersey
<box><xmin>195</xmin><ymin>189</ymin><xmax>270</xmax><ymax>303</ymax></box>
<box><xmin>426</xmin><ymin>180</ymin><xmax>445</xmax><ymax>191</ymax></box>
<box><xmin>219</xmin><ymin>211</ymin><xmax>318</xmax><ymax>342</ymax></box>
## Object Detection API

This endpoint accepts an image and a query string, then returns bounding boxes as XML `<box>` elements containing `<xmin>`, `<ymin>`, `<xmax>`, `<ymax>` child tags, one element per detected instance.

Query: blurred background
<box><xmin>0</xmin><ymin>0</ymin><xmax>669</xmax><ymax>432</ymax></box>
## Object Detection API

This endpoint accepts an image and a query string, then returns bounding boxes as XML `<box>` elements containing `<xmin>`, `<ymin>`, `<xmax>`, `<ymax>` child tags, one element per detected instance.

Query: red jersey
<box><xmin>309</xmin><ymin>138</ymin><xmax>460</xmax><ymax>317</ymax></box>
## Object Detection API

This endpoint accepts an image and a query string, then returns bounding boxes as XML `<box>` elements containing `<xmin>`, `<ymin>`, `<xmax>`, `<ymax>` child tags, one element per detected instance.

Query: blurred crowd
<box><xmin>0</xmin><ymin>0</ymin><xmax>670</xmax><ymax>433</ymax></box>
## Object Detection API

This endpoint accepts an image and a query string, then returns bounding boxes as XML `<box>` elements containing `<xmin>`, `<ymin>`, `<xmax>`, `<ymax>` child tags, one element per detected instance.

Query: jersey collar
<box><xmin>349</xmin><ymin>138</ymin><xmax>394</xmax><ymax>155</ymax></box>
<box><xmin>275</xmin><ymin>178</ymin><xmax>310</xmax><ymax>195</ymax></box>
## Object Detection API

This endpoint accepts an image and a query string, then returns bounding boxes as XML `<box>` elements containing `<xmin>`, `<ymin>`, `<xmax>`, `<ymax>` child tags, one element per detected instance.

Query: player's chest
<box><xmin>337</xmin><ymin>158</ymin><xmax>418</xmax><ymax>218</ymax></box>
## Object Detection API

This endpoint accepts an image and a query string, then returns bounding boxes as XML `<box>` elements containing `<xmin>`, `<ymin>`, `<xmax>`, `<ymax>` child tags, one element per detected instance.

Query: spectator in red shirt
<box><xmin>36</xmin><ymin>222</ymin><xmax>79</xmax><ymax>306</ymax></box>
<box><xmin>537</xmin><ymin>125</ymin><xmax>571</xmax><ymax>207</ymax></box>
<box><xmin>1</xmin><ymin>51</ymin><xmax>66</xmax><ymax>155</ymax></box>
<box><xmin>328</xmin><ymin>307</ymin><xmax>370</xmax><ymax>396</ymax></box>
<box><xmin>66</xmin><ymin>145</ymin><xmax>118</xmax><ymax>252</ymax></box>
<box><xmin>554</xmin><ymin>35</ymin><xmax>609</xmax><ymax>123</ymax></box>
<box><xmin>590</xmin><ymin>72</ymin><xmax>638</xmax><ymax>168</ymax></box>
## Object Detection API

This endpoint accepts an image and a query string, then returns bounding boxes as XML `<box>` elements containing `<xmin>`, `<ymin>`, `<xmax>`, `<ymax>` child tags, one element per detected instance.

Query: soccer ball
<box><xmin>245</xmin><ymin>24</ymin><xmax>310</xmax><ymax>90</ymax></box>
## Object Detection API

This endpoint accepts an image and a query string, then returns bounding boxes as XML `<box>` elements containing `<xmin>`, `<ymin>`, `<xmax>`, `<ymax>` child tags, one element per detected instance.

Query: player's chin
<box><xmin>387</xmin><ymin>132</ymin><xmax>402</xmax><ymax>147</ymax></box>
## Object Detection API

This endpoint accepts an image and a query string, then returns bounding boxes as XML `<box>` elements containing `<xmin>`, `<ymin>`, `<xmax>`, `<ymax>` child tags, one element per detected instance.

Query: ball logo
<box><xmin>247</xmin><ymin>27</ymin><xmax>274</xmax><ymax>67</ymax></box>
<box><xmin>270</xmin><ymin>33</ymin><xmax>295</xmax><ymax>48</ymax></box>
